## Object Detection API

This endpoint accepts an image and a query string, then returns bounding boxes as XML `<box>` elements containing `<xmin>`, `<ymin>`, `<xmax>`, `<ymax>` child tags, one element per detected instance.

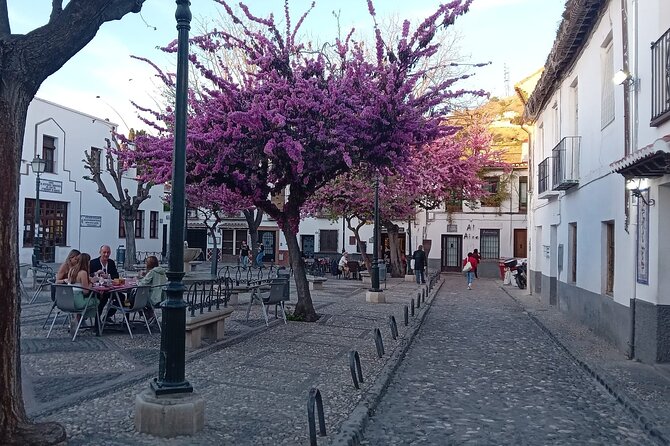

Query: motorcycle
<box><xmin>503</xmin><ymin>258</ymin><xmax>527</xmax><ymax>289</ymax></box>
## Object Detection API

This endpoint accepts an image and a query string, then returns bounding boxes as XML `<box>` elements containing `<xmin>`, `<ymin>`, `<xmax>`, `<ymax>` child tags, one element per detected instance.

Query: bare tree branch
<box><xmin>49</xmin><ymin>0</ymin><xmax>64</xmax><ymax>23</ymax></box>
<box><xmin>0</xmin><ymin>0</ymin><xmax>10</xmax><ymax>36</ymax></box>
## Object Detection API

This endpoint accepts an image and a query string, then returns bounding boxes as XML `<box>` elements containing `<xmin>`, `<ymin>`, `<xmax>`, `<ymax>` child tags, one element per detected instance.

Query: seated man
<box><xmin>90</xmin><ymin>244</ymin><xmax>121</xmax><ymax>321</ymax></box>
<box><xmin>338</xmin><ymin>251</ymin><xmax>350</xmax><ymax>279</ymax></box>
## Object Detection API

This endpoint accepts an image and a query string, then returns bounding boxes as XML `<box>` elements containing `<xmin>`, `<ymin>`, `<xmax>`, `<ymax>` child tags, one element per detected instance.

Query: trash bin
<box><xmin>116</xmin><ymin>245</ymin><xmax>126</xmax><ymax>266</ymax></box>
<box><xmin>277</xmin><ymin>268</ymin><xmax>291</xmax><ymax>301</ymax></box>
<box><xmin>378</xmin><ymin>261</ymin><xmax>387</xmax><ymax>281</ymax></box>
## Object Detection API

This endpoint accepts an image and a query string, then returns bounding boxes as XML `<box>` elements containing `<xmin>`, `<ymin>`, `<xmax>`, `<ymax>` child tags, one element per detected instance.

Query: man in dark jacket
<box><xmin>90</xmin><ymin>245</ymin><xmax>120</xmax><ymax>320</ymax></box>
<box><xmin>412</xmin><ymin>245</ymin><xmax>427</xmax><ymax>284</ymax></box>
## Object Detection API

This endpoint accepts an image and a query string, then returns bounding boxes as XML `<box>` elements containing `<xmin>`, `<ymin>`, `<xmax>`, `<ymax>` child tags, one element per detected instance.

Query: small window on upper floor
<box><xmin>601</xmin><ymin>34</ymin><xmax>615</xmax><ymax>129</ymax></box>
<box><xmin>42</xmin><ymin>135</ymin><xmax>56</xmax><ymax>173</ymax></box>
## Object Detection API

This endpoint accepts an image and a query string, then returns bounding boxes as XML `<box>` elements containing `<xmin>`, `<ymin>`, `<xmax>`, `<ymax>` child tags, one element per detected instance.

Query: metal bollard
<box><xmin>416</xmin><ymin>293</ymin><xmax>421</xmax><ymax>308</ymax></box>
<box><xmin>411</xmin><ymin>298</ymin><xmax>415</xmax><ymax>316</ymax></box>
<box><xmin>388</xmin><ymin>315</ymin><xmax>398</xmax><ymax>340</ymax></box>
<box><xmin>308</xmin><ymin>387</ymin><xmax>327</xmax><ymax>445</ymax></box>
<box><xmin>404</xmin><ymin>305</ymin><xmax>409</xmax><ymax>326</ymax></box>
<box><xmin>349</xmin><ymin>350</ymin><xmax>364</xmax><ymax>389</ymax></box>
<box><xmin>374</xmin><ymin>328</ymin><xmax>385</xmax><ymax>357</ymax></box>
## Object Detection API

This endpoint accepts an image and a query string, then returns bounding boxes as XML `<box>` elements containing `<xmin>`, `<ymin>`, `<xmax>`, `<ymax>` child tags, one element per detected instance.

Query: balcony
<box><xmin>551</xmin><ymin>136</ymin><xmax>580</xmax><ymax>191</ymax></box>
<box><xmin>651</xmin><ymin>26</ymin><xmax>670</xmax><ymax>127</ymax></box>
<box><xmin>537</xmin><ymin>157</ymin><xmax>558</xmax><ymax>199</ymax></box>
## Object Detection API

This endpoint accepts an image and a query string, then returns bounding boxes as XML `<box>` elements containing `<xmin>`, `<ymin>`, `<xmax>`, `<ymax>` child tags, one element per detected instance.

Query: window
<box><xmin>481</xmin><ymin>178</ymin><xmax>500</xmax><ymax>207</ymax></box>
<box><xmin>445</xmin><ymin>191</ymin><xmax>463</xmax><ymax>213</ymax></box>
<box><xmin>650</xmin><ymin>26</ymin><xmax>670</xmax><ymax>126</ymax></box>
<box><xmin>222</xmin><ymin>229</ymin><xmax>234</xmax><ymax>254</ymax></box>
<box><xmin>135</xmin><ymin>210</ymin><xmax>145</xmax><ymax>239</ymax></box>
<box><xmin>605</xmin><ymin>222</ymin><xmax>615</xmax><ymax>295</ymax></box>
<box><xmin>518</xmin><ymin>176</ymin><xmax>528</xmax><ymax>212</ymax></box>
<box><xmin>149</xmin><ymin>211</ymin><xmax>158</xmax><ymax>239</ymax></box>
<box><xmin>601</xmin><ymin>35</ymin><xmax>615</xmax><ymax>128</ymax></box>
<box><xmin>480</xmin><ymin>229</ymin><xmax>500</xmax><ymax>259</ymax></box>
<box><xmin>42</xmin><ymin>135</ymin><xmax>56</xmax><ymax>173</ymax></box>
<box><xmin>23</xmin><ymin>199</ymin><xmax>67</xmax><ymax>262</ymax></box>
<box><xmin>569</xmin><ymin>222</ymin><xmax>577</xmax><ymax>283</ymax></box>
<box><xmin>319</xmin><ymin>229</ymin><xmax>338</xmax><ymax>252</ymax></box>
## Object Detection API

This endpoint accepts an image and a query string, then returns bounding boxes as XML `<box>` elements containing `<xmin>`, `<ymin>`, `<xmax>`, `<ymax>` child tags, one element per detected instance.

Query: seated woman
<box><xmin>55</xmin><ymin>249</ymin><xmax>80</xmax><ymax>284</ymax></box>
<box><xmin>67</xmin><ymin>253</ymin><xmax>100</xmax><ymax>329</ymax></box>
<box><xmin>137</xmin><ymin>255</ymin><xmax>167</xmax><ymax>319</ymax></box>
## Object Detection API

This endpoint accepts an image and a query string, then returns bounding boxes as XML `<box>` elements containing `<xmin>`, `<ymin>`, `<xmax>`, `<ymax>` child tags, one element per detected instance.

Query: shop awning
<box><xmin>611</xmin><ymin>135</ymin><xmax>670</xmax><ymax>179</ymax></box>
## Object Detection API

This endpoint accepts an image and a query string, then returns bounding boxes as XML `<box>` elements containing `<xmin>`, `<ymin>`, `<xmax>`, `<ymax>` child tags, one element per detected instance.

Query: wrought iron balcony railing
<box><xmin>651</xmin><ymin>26</ymin><xmax>670</xmax><ymax>126</ymax></box>
<box><xmin>538</xmin><ymin>157</ymin><xmax>550</xmax><ymax>194</ymax></box>
<box><xmin>551</xmin><ymin>136</ymin><xmax>580</xmax><ymax>190</ymax></box>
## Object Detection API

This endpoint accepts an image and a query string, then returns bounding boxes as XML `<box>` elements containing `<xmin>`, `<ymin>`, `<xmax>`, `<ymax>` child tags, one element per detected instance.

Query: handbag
<box><xmin>462</xmin><ymin>261</ymin><xmax>472</xmax><ymax>272</ymax></box>
<box><xmin>410</xmin><ymin>258</ymin><xmax>415</xmax><ymax>269</ymax></box>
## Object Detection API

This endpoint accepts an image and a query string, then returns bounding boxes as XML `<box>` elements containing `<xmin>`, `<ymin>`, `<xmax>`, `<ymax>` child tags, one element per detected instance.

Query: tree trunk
<box><xmin>384</xmin><ymin>222</ymin><xmax>403</xmax><ymax>277</ymax></box>
<box><xmin>283</xmin><ymin>226</ymin><xmax>318</xmax><ymax>322</ymax></box>
<box><xmin>0</xmin><ymin>85</ymin><xmax>66</xmax><ymax>444</ymax></box>
<box><xmin>244</xmin><ymin>208</ymin><xmax>263</xmax><ymax>255</ymax></box>
<box><xmin>123</xmin><ymin>218</ymin><xmax>136</xmax><ymax>270</ymax></box>
<box><xmin>351</xmin><ymin>229</ymin><xmax>371</xmax><ymax>271</ymax></box>
<box><xmin>209</xmin><ymin>226</ymin><xmax>218</xmax><ymax>275</ymax></box>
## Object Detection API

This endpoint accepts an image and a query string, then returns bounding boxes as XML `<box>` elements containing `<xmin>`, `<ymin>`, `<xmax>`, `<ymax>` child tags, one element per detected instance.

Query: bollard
<box><xmin>374</xmin><ymin>328</ymin><xmax>385</xmax><ymax>357</ymax></box>
<box><xmin>308</xmin><ymin>388</ymin><xmax>327</xmax><ymax>445</ymax></box>
<box><xmin>416</xmin><ymin>293</ymin><xmax>421</xmax><ymax>309</ymax></box>
<box><xmin>388</xmin><ymin>315</ymin><xmax>398</xmax><ymax>340</ymax></box>
<box><xmin>411</xmin><ymin>298</ymin><xmax>415</xmax><ymax>316</ymax></box>
<box><xmin>349</xmin><ymin>350</ymin><xmax>364</xmax><ymax>389</ymax></box>
<box><xmin>404</xmin><ymin>305</ymin><xmax>409</xmax><ymax>326</ymax></box>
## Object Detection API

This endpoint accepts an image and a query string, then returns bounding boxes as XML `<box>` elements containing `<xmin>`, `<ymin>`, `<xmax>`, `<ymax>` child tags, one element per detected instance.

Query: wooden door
<box><xmin>514</xmin><ymin>229</ymin><xmax>527</xmax><ymax>258</ymax></box>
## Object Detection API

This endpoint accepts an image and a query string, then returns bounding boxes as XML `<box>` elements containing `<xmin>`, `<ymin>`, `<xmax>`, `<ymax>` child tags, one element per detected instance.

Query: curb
<box><xmin>329</xmin><ymin>275</ymin><xmax>444</xmax><ymax>446</ymax></box>
<box><xmin>501</xmin><ymin>285</ymin><xmax>669</xmax><ymax>446</ymax></box>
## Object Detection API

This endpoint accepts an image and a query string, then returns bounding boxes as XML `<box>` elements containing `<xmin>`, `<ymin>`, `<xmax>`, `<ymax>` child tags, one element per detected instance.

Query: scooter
<box><xmin>513</xmin><ymin>260</ymin><xmax>527</xmax><ymax>289</ymax></box>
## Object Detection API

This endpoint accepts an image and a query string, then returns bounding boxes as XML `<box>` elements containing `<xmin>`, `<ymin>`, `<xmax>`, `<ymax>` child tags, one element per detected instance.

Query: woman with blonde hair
<box><xmin>55</xmin><ymin>249</ymin><xmax>80</xmax><ymax>284</ymax></box>
<box><xmin>67</xmin><ymin>253</ymin><xmax>100</xmax><ymax>329</ymax></box>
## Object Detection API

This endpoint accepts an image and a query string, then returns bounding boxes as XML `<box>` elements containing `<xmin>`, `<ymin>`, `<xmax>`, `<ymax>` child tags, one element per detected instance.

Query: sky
<box><xmin>7</xmin><ymin>0</ymin><xmax>566</xmax><ymax>133</ymax></box>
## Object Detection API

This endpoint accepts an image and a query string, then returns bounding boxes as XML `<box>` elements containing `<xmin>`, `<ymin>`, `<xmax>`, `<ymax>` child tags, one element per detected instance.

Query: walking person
<box><xmin>412</xmin><ymin>245</ymin><xmax>427</xmax><ymax>284</ymax></box>
<box><xmin>239</xmin><ymin>241</ymin><xmax>249</xmax><ymax>269</ymax></box>
<box><xmin>463</xmin><ymin>252</ymin><xmax>478</xmax><ymax>290</ymax></box>
<box><xmin>472</xmin><ymin>248</ymin><xmax>482</xmax><ymax>279</ymax></box>
<box><xmin>256</xmin><ymin>243</ymin><xmax>265</xmax><ymax>268</ymax></box>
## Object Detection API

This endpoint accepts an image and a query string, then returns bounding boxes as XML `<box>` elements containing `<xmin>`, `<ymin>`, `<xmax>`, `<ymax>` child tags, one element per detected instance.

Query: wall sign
<box><xmin>39</xmin><ymin>179</ymin><xmax>62</xmax><ymax>194</ymax></box>
<box><xmin>447</xmin><ymin>224</ymin><xmax>458</xmax><ymax>232</ymax></box>
<box><xmin>80</xmin><ymin>215</ymin><xmax>102</xmax><ymax>228</ymax></box>
<box><xmin>636</xmin><ymin>191</ymin><xmax>650</xmax><ymax>285</ymax></box>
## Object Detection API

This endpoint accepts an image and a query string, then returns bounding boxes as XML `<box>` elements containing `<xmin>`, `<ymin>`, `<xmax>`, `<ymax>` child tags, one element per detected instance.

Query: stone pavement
<box><xmin>20</xmin><ymin>270</ymin><xmax>440</xmax><ymax>445</ymax></box>
<box><xmin>358</xmin><ymin>276</ymin><xmax>669</xmax><ymax>445</ymax></box>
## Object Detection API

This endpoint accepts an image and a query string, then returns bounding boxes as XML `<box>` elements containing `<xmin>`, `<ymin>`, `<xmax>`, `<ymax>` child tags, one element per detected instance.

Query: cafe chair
<box><xmin>47</xmin><ymin>284</ymin><xmax>100</xmax><ymax>341</ymax></box>
<box><xmin>246</xmin><ymin>278</ymin><xmax>289</xmax><ymax>326</ymax></box>
<box><xmin>102</xmin><ymin>286</ymin><xmax>153</xmax><ymax>338</ymax></box>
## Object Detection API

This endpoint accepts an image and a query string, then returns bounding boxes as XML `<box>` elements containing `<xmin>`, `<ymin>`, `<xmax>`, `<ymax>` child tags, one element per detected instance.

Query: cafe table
<box><xmin>91</xmin><ymin>279</ymin><xmax>140</xmax><ymax>334</ymax></box>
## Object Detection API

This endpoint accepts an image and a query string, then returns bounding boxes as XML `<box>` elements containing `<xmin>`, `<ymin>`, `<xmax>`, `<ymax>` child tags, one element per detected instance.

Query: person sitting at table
<box><xmin>90</xmin><ymin>245</ymin><xmax>120</xmax><ymax>321</ymax></box>
<box><xmin>338</xmin><ymin>251</ymin><xmax>350</xmax><ymax>278</ymax></box>
<box><xmin>137</xmin><ymin>255</ymin><xmax>167</xmax><ymax>320</ymax></box>
<box><xmin>55</xmin><ymin>249</ymin><xmax>80</xmax><ymax>284</ymax></box>
<box><xmin>67</xmin><ymin>253</ymin><xmax>100</xmax><ymax>330</ymax></box>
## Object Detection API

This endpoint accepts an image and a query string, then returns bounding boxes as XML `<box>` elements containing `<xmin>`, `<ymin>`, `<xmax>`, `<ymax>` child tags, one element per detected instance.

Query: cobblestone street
<box><xmin>361</xmin><ymin>276</ymin><xmax>658</xmax><ymax>445</ymax></box>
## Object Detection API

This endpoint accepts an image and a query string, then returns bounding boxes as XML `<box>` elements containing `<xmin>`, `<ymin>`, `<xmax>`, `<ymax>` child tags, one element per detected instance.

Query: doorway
<box><xmin>514</xmin><ymin>229</ymin><xmax>527</xmax><ymax>258</ymax></box>
<box><xmin>301</xmin><ymin>235</ymin><xmax>315</xmax><ymax>258</ymax></box>
<box><xmin>441</xmin><ymin>234</ymin><xmax>462</xmax><ymax>272</ymax></box>
<box><xmin>186</xmin><ymin>228</ymin><xmax>207</xmax><ymax>260</ymax></box>
<box><xmin>258</xmin><ymin>230</ymin><xmax>277</xmax><ymax>263</ymax></box>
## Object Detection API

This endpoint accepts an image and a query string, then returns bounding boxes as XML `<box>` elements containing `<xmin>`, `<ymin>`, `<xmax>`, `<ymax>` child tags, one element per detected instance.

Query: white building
<box><xmin>19</xmin><ymin>98</ymin><xmax>167</xmax><ymax>265</ymax></box>
<box><xmin>525</xmin><ymin>0</ymin><xmax>670</xmax><ymax>362</ymax></box>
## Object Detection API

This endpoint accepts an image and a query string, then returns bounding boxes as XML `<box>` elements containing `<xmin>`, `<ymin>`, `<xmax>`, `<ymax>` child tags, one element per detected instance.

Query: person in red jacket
<box><xmin>463</xmin><ymin>252</ymin><xmax>478</xmax><ymax>290</ymax></box>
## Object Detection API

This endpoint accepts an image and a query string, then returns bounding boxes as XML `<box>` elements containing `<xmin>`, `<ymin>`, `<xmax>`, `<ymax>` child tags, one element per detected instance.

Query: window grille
<box><xmin>479</xmin><ymin>229</ymin><xmax>500</xmax><ymax>259</ymax></box>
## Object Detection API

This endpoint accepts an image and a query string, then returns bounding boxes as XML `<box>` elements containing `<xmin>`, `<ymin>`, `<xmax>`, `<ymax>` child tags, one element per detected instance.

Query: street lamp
<box><xmin>31</xmin><ymin>155</ymin><xmax>46</xmax><ymax>266</ymax></box>
<box><xmin>151</xmin><ymin>0</ymin><xmax>192</xmax><ymax>397</ymax></box>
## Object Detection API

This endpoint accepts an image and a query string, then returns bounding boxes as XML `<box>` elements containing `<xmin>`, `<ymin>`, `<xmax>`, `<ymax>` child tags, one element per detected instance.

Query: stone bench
<box><xmin>306</xmin><ymin>275</ymin><xmax>327</xmax><ymax>290</ymax></box>
<box><xmin>360</xmin><ymin>271</ymin><xmax>371</xmax><ymax>286</ymax></box>
<box><xmin>185</xmin><ymin>307</ymin><xmax>234</xmax><ymax>350</ymax></box>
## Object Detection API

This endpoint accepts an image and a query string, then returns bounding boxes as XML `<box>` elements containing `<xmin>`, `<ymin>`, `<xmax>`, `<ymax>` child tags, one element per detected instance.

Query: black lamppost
<box><xmin>151</xmin><ymin>0</ymin><xmax>193</xmax><ymax>396</ymax></box>
<box><xmin>370</xmin><ymin>176</ymin><xmax>381</xmax><ymax>292</ymax></box>
<box><xmin>31</xmin><ymin>155</ymin><xmax>46</xmax><ymax>266</ymax></box>
<box><xmin>407</xmin><ymin>217</ymin><xmax>412</xmax><ymax>275</ymax></box>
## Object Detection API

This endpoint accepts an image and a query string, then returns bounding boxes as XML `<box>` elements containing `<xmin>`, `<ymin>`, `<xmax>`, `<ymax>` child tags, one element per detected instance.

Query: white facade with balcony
<box><xmin>19</xmin><ymin>98</ymin><xmax>167</xmax><ymax>265</ymax></box>
<box><xmin>526</xmin><ymin>0</ymin><xmax>670</xmax><ymax>362</ymax></box>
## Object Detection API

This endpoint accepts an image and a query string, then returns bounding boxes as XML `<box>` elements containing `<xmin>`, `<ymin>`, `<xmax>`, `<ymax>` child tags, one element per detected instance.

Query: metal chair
<box><xmin>246</xmin><ymin>278</ymin><xmax>289</xmax><ymax>326</ymax></box>
<box><xmin>47</xmin><ymin>284</ymin><xmax>100</xmax><ymax>341</ymax></box>
<box><xmin>102</xmin><ymin>286</ymin><xmax>153</xmax><ymax>338</ymax></box>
